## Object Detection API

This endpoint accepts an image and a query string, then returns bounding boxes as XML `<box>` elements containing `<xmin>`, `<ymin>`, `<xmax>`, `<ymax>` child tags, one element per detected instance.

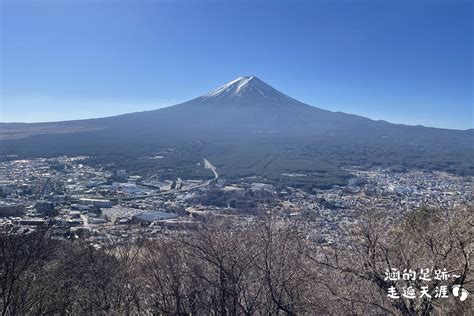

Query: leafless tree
<box><xmin>1</xmin><ymin>206</ymin><xmax>471</xmax><ymax>315</ymax></box>
<box><xmin>0</xmin><ymin>228</ymin><xmax>55</xmax><ymax>315</ymax></box>
<box><xmin>304</xmin><ymin>206</ymin><xmax>473</xmax><ymax>314</ymax></box>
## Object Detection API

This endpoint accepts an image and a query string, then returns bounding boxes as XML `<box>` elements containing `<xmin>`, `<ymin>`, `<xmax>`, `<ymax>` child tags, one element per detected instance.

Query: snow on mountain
<box><xmin>201</xmin><ymin>76</ymin><xmax>293</xmax><ymax>102</ymax></box>
<box><xmin>1</xmin><ymin>75</ymin><xmax>471</xmax><ymax>153</ymax></box>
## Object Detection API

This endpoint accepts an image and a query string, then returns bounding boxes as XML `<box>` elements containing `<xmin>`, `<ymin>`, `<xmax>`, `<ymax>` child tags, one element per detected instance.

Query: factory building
<box><xmin>131</xmin><ymin>211</ymin><xmax>178</xmax><ymax>224</ymax></box>
<box><xmin>79</xmin><ymin>198</ymin><xmax>112</xmax><ymax>208</ymax></box>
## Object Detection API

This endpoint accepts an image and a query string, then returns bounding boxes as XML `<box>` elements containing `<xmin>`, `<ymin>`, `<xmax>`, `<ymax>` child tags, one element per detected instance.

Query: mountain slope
<box><xmin>1</xmin><ymin>76</ymin><xmax>472</xmax><ymax>181</ymax></box>
<box><xmin>1</xmin><ymin>76</ymin><xmax>471</xmax><ymax>141</ymax></box>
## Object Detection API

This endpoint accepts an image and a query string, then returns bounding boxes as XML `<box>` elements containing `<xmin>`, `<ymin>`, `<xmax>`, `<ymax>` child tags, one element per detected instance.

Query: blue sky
<box><xmin>1</xmin><ymin>0</ymin><xmax>472</xmax><ymax>129</ymax></box>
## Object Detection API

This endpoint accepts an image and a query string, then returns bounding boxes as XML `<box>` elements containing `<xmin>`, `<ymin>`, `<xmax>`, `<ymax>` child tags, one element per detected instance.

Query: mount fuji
<box><xmin>1</xmin><ymin>76</ymin><xmax>470</xmax><ymax>140</ymax></box>
<box><xmin>1</xmin><ymin>76</ymin><xmax>472</xmax><ymax>181</ymax></box>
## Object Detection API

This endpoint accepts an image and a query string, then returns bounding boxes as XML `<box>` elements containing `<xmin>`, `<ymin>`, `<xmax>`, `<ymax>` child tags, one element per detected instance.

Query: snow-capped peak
<box><xmin>202</xmin><ymin>76</ymin><xmax>292</xmax><ymax>102</ymax></box>
<box><xmin>204</xmin><ymin>76</ymin><xmax>255</xmax><ymax>98</ymax></box>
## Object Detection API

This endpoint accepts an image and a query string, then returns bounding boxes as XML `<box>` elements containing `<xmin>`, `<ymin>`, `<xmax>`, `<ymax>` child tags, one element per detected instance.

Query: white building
<box><xmin>79</xmin><ymin>198</ymin><xmax>111</xmax><ymax>208</ymax></box>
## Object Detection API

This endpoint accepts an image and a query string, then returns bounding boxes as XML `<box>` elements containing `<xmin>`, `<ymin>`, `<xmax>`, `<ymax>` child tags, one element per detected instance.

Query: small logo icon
<box><xmin>452</xmin><ymin>285</ymin><xmax>469</xmax><ymax>302</ymax></box>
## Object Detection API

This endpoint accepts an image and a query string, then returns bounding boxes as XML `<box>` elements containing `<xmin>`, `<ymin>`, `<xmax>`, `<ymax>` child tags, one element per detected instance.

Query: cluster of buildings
<box><xmin>0</xmin><ymin>156</ymin><xmax>471</xmax><ymax>246</ymax></box>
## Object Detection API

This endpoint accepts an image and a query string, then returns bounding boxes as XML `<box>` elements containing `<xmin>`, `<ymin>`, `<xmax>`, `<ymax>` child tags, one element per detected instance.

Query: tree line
<box><xmin>1</xmin><ymin>206</ymin><xmax>472</xmax><ymax>315</ymax></box>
